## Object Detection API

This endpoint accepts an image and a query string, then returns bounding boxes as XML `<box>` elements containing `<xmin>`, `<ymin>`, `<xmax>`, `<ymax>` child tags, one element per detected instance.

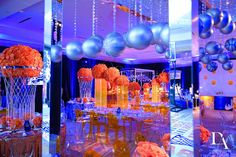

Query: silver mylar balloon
<box><xmin>206</xmin><ymin>61</ymin><xmax>218</xmax><ymax>72</ymax></box>
<box><xmin>220</xmin><ymin>21</ymin><xmax>235</xmax><ymax>34</ymax></box>
<box><xmin>217</xmin><ymin>53</ymin><xmax>229</xmax><ymax>64</ymax></box>
<box><xmin>222</xmin><ymin>61</ymin><xmax>233</xmax><ymax>71</ymax></box>
<box><xmin>232</xmin><ymin>50</ymin><xmax>236</xmax><ymax>56</ymax></box>
<box><xmin>150</xmin><ymin>23</ymin><xmax>166</xmax><ymax>44</ymax></box>
<box><xmin>103</xmin><ymin>32</ymin><xmax>125</xmax><ymax>57</ymax></box>
<box><xmin>65</xmin><ymin>41</ymin><xmax>83</xmax><ymax>60</ymax></box>
<box><xmin>126</xmin><ymin>24</ymin><xmax>153</xmax><ymax>50</ymax></box>
<box><xmin>206</xmin><ymin>8</ymin><xmax>223</xmax><ymax>25</ymax></box>
<box><xmin>50</xmin><ymin>45</ymin><xmax>62</xmax><ymax>63</ymax></box>
<box><xmin>82</xmin><ymin>35</ymin><xmax>103</xmax><ymax>58</ymax></box>
<box><xmin>199</xmin><ymin>14</ymin><xmax>214</xmax><ymax>33</ymax></box>
<box><xmin>155</xmin><ymin>44</ymin><xmax>166</xmax><ymax>54</ymax></box>
<box><xmin>201</xmin><ymin>54</ymin><xmax>211</xmax><ymax>64</ymax></box>
<box><xmin>225</xmin><ymin>38</ymin><xmax>236</xmax><ymax>52</ymax></box>
<box><xmin>199</xmin><ymin>29</ymin><xmax>213</xmax><ymax>39</ymax></box>
<box><xmin>159</xmin><ymin>24</ymin><xmax>169</xmax><ymax>47</ymax></box>
<box><xmin>215</xmin><ymin>11</ymin><xmax>232</xmax><ymax>29</ymax></box>
<box><xmin>205</xmin><ymin>41</ymin><xmax>222</xmax><ymax>55</ymax></box>
<box><xmin>123</xmin><ymin>33</ymin><xmax>132</xmax><ymax>48</ymax></box>
<box><xmin>199</xmin><ymin>47</ymin><xmax>206</xmax><ymax>58</ymax></box>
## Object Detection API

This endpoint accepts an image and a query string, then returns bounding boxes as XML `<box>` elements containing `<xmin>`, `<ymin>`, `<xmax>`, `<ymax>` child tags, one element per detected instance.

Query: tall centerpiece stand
<box><xmin>115</xmin><ymin>75</ymin><xmax>129</xmax><ymax>109</ymax></box>
<box><xmin>0</xmin><ymin>45</ymin><xmax>43</xmax><ymax>131</ymax></box>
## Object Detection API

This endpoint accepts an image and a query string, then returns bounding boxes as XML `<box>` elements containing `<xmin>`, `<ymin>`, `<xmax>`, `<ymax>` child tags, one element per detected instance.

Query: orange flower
<box><xmin>115</xmin><ymin>75</ymin><xmax>129</xmax><ymax>86</ymax></box>
<box><xmin>92</xmin><ymin>64</ymin><xmax>108</xmax><ymax>78</ymax></box>
<box><xmin>128</xmin><ymin>82</ymin><xmax>141</xmax><ymax>91</ymax></box>
<box><xmin>33</xmin><ymin>116</ymin><xmax>42</xmax><ymax>128</ymax></box>
<box><xmin>143</xmin><ymin>83</ymin><xmax>151</xmax><ymax>88</ymax></box>
<box><xmin>159</xmin><ymin>72</ymin><xmax>169</xmax><ymax>83</ymax></box>
<box><xmin>103</xmin><ymin>67</ymin><xmax>120</xmax><ymax>82</ymax></box>
<box><xmin>152</xmin><ymin>78</ymin><xmax>160</xmax><ymax>85</ymax></box>
<box><xmin>0</xmin><ymin>116</ymin><xmax>12</xmax><ymax>126</ymax></box>
<box><xmin>77</xmin><ymin>68</ymin><xmax>93</xmax><ymax>82</ymax></box>
<box><xmin>0</xmin><ymin>45</ymin><xmax>43</xmax><ymax>78</ymax></box>
<box><xmin>161</xmin><ymin>133</ymin><xmax>170</xmax><ymax>142</ymax></box>
<box><xmin>24</xmin><ymin>113</ymin><xmax>31</xmax><ymax>120</ymax></box>
<box><xmin>200</xmin><ymin>125</ymin><xmax>211</xmax><ymax>144</ymax></box>
<box><xmin>10</xmin><ymin>118</ymin><xmax>23</xmax><ymax>130</ymax></box>
<box><xmin>82</xmin><ymin>97</ymin><xmax>88</xmax><ymax>103</ymax></box>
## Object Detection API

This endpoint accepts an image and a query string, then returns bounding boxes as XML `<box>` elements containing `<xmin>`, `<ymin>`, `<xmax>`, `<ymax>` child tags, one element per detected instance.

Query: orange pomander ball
<box><xmin>33</xmin><ymin>116</ymin><xmax>42</xmax><ymax>128</ymax></box>
<box><xmin>159</xmin><ymin>72</ymin><xmax>169</xmax><ymax>83</ymax></box>
<box><xmin>115</xmin><ymin>75</ymin><xmax>129</xmax><ymax>86</ymax></box>
<box><xmin>128</xmin><ymin>82</ymin><xmax>141</xmax><ymax>91</ymax></box>
<box><xmin>151</xmin><ymin>78</ymin><xmax>159</xmax><ymax>85</ymax></box>
<box><xmin>92</xmin><ymin>64</ymin><xmax>108</xmax><ymax>78</ymax></box>
<box><xmin>143</xmin><ymin>83</ymin><xmax>150</xmax><ymax>88</ymax></box>
<box><xmin>0</xmin><ymin>45</ymin><xmax>43</xmax><ymax>78</ymax></box>
<box><xmin>200</xmin><ymin>125</ymin><xmax>211</xmax><ymax>144</ymax></box>
<box><xmin>77</xmin><ymin>68</ymin><xmax>93</xmax><ymax>82</ymax></box>
<box><xmin>103</xmin><ymin>67</ymin><xmax>120</xmax><ymax>82</ymax></box>
<box><xmin>0</xmin><ymin>116</ymin><xmax>12</xmax><ymax>126</ymax></box>
<box><xmin>10</xmin><ymin>118</ymin><xmax>23</xmax><ymax>130</ymax></box>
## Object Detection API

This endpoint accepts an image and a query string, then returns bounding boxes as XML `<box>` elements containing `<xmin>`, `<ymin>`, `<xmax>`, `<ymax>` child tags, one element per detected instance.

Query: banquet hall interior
<box><xmin>0</xmin><ymin>0</ymin><xmax>236</xmax><ymax>157</ymax></box>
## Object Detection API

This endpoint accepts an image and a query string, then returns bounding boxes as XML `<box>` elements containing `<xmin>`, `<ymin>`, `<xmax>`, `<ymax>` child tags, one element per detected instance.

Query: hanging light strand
<box><xmin>128</xmin><ymin>0</ymin><xmax>131</xmax><ymax>29</ymax></box>
<box><xmin>74</xmin><ymin>0</ymin><xmax>77</xmax><ymax>38</ymax></box>
<box><xmin>150</xmin><ymin>0</ymin><xmax>153</xmax><ymax>22</ymax></box>
<box><xmin>113</xmin><ymin>0</ymin><xmax>117</xmax><ymax>32</ymax></box>
<box><xmin>92</xmin><ymin>0</ymin><xmax>96</xmax><ymax>35</ymax></box>
<box><xmin>139</xmin><ymin>0</ymin><xmax>143</xmax><ymax>23</ymax></box>
<box><xmin>134</xmin><ymin>0</ymin><xmax>137</xmax><ymax>25</ymax></box>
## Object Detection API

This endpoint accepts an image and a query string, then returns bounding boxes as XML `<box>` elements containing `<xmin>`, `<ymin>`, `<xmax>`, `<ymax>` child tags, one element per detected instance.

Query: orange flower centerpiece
<box><xmin>115</xmin><ymin>75</ymin><xmax>129</xmax><ymax>109</ymax></box>
<box><xmin>143</xmin><ymin>83</ymin><xmax>151</xmax><ymax>101</ymax></box>
<box><xmin>134</xmin><ymin>141</ymin><xmax>169</xmax><ymax>157</ymax></box>
<box><xmin>92</xmin><ymin>64</ymin><xmax>108</xmax><ymax>108</ymax></box>
<box><xmin>103</xmin><ymin>67</ymin><xmax>120</xmax><ymax>108</ymax></box>
<box><xmin>200</xmin><ymin>125</ymin><xmax>211</xmax><ymax>144</ymax></box>
<box><xmin>0</xmin><ymin>45</ymin><xmax>43</xmax><ymax>124</ymax></box>
<box><xmin>152</xmin><ymin>78</ymin><xmax>161</xmax><ymax>103</ymax></box>
<box><xmin>33</xmin><ymin>116</ymin><xmax>42</xmax><ymax>128</ymax></box>
<box><xmin>159</xmin><ymin>72</ymin><xmax>169</xmax><ymax>102</ymax></box>
<box><xmin>128</xmin><ymin>82</ymin><xmax>141</xmax><ymax>107</ymax></box>
<box><xmin>161</xmin><ymin>133</ymin><xmax>170</xmax><ymax>152</ymax></box>
<box><xmin>10</xmin><ymin>118</ymin><xmax>23</xmax><ymax>130</ymax></box>
<box><xmin>0</xmin><ymin>116</ymin><xmax>12</xmax><ymax>127</ymax></box>
<box><xmin>77</xmin><ymin>68</ymin><xmax>93</xmax><ymax>103</ymax></box>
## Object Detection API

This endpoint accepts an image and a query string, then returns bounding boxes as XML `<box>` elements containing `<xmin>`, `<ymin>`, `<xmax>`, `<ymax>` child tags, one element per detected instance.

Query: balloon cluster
<box><xmin>199</xmin><ymin>8</ymin><xmax>235</xmax><ymax>39</ymax></box>
<box><xmin>50</xmin><ymin>23</ymin><xmax>169</xmax><ymax>62</ymax></box>
<box><xmin>200</xmin><ymin>40</ymin><xmax>234</xmax><ymax>72</ymax></box>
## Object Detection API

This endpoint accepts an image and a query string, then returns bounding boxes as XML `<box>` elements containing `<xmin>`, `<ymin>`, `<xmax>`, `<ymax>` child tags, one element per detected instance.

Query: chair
<box><xmin>89</xmin><ymin>111</ymin><xmax>106</xmax><ymax>141</ymax></box>
<box><xmin>113</xmin><ymin>140</ymin><xmax>130</xmax><ymax>157</ymax></box>
<box><xmin>105</xmin><ymin>113</ymin><xmax>126</xmax><ymax>143</ymax></box>
<box><xmin>134</xmin><ymin>132</ymin><xmax>146</xmax><ymax>145</ymax></box>
<box><xmin>84</xmin><ymin>149</ymin><xmax>101</xmax><ymax>157</ymax></box>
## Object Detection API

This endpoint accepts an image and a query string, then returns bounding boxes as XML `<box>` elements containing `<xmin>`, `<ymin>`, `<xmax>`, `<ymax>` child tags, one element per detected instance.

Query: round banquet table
<box><xmin>0</xmin><ymin>129</ymin><xmax>42</xmax><ymax>157</ymax></box>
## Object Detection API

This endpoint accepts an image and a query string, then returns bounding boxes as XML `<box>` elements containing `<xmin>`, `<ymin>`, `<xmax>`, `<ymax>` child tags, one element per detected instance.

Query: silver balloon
<box><xmin>206</xmin><ymin>8</ymin><xmax>223</xmax><ymax>25</ymax></box>
<box><xmin>232</xmin><ymin>50</ymin><xmax>236</xmax><ymax>56</ymax></box>
<box><xmin>225</xmin><ymin>38</ymin><xmax>236</xmax><ymax>52</ymax></box>
<box><xmin>217</xmin><ymin>53</ymin><xmax>229</xmax><ymax>64</ymax></box>
<box><xmin>103</xmin><ymin>32</ymin><xmax>125</xmax><ymax>57</ymax></box>
<box><xmin>199</xmin><ymin>47</ymin><xmax>206</xmax><ymax>58</ymax></box>
<box><xmin>199</xmin><ymin>14</ymin><xmax>214</xmax><ymax>33</ymax></box>
<box><xmin>199</xmin><ymin>29</ymin><xmax>213</xmax><ymax>39</ymax></box>
<box><xmin>201</xmin><ymin>54</ymin><xmax>211</xmax><ymax>64</ymax></box>
<box><xmin>155</xmin><ymin>44</ymin><xmax>166</xmax><ymax>54</ymax></box>
<box><xmin>66</xmin><ymin>41</ymin><xmax>83</xmax><ymax>60</ymax></box>
<box><xmin>159</xmin><ymin>24</ymin><xmax>169</xmax><ymax>47</ymax></box>
<box><xmin>215</xmin><ymin>11</ymin><xmax>232</xmax><ymax>29</ymax></box>
<box><xmin>206</xmin><ymin>61</ymin><xmax>218</xmax><ymax>72</ymax></box>
<box><xmin>126</xmin><ymin>24</ymin><xmax>153</xmax><ymax>50</ymax></box>
<box><xmin>123</xmin><ymin>33</ymin><xmax>132</xmax><ymax>48</ymax></box>
<box><xmin>205</xmin><ymin>41</ymin><xmax>222</xmax><ymax>55</ymax></box>
<box><xmin>150</xmin><ymin>23</ymin><xmax>166</xmax><ymax>44</ymax></box>
<box><xmin>82</xmin><ymin>36</ymin><xmax>103</xmax><ymax>58</ymax></box>
<box><xmin>50</xmin><ymin>45</ymin><xmax>62</xmax><ymax>63</ymax></box>
<box><xmin>222</xmin><ymin>61</ymin><xmax>233</xmax><ymax>71</ymax></box>
<box><xmin>220</xmin><ymin>21</ymin><xmax>235</xmax><ymax>34</ymax></box>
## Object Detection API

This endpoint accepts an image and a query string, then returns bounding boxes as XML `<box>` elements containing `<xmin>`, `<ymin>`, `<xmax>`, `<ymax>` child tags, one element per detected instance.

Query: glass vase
<box><xmin>3</xmin><ymin>71</ymin><xmax>36</xmax><ymax>121</ymax></box>
<box><xmin>78</xmin><ymin>79</ymin><xmax>92</xmax><ymax>103</ymax></box>
<box><xmin>117</xmin><ymin>85</ymin><xmax>128</xmax><ymax>109</ymax></box>
<box><xmin>95</xmin><ymin>78</ymin><xmax>107</xmax><ymax>108</ymax></box>
<box><xmin>107</xmin><ymin>83</ymin><xmax>117</xmax><ymax>108</ymax></box>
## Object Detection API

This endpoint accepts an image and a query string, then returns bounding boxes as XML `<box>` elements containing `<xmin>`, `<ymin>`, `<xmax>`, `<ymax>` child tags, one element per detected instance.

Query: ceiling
<box><xmin>0</xmin><ymin>0</ymin><xmax>235</xmax><ymax>65</ymax></box>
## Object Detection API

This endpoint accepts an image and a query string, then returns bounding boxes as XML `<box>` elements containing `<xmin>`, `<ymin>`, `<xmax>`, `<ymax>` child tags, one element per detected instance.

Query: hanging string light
<box><xmin>139</xmin><ymin>0</ymin><xmax>143</xmax><ymax>23</ymax></box>
<box><xmin>150</xmin><ymin>0</ymin><xmax>153</xmax><ymax>23</ymax></box>
<box><xmin>134</xmin><ymin>0</ymin><xmax>137</xmax><ymax>25</ymax></box>
<box><xmin>113</xmin><ymin>0</ymin><xmax>117</xmax><ymax>32</ymax></box>
<box><xmin>74</xmin><ymin>0</ymin><xmax>77</xmax><ymax>38</ymax></box>
<box><xmin>92</xmin><ymin>0</ymin><xmax>96</xmax><ymax>35</ymax></box>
